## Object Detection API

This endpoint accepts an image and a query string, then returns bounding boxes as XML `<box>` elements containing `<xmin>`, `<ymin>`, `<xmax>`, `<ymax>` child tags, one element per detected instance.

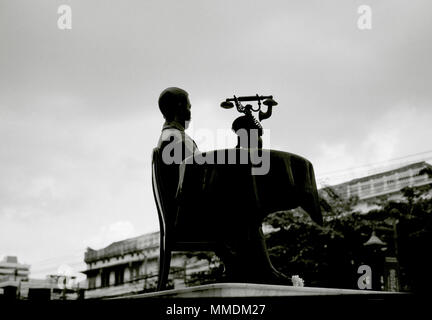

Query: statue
<box><xmin>153</xmin><ymin>89</ymin><xmax>323</xmax><ymax>289</ymax></box>
<box><xmin>221</xmin><ymin>94</ymin><xmax>277</xmax><ymax>150</ymax></box>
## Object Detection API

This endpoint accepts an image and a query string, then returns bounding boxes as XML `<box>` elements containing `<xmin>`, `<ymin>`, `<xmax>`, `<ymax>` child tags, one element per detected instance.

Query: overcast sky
<box><xmin>1</xmin><ymin>0</ymin><xmax>432</xmax><ymax>279</ymax></box>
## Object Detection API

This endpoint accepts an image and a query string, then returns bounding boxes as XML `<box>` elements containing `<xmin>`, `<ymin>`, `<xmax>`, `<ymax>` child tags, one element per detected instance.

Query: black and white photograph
<box><xmin>0</xmin><ymin>0</ymin><xmax>431</xmax><ymax>317</ymax></box>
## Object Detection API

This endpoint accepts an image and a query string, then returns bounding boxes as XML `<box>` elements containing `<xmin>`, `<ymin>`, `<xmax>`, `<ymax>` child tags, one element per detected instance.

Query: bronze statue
<box><xmin>153</xmin><ymin>88</ymin><xmax>323</xmax><ymax>289</ymax></box>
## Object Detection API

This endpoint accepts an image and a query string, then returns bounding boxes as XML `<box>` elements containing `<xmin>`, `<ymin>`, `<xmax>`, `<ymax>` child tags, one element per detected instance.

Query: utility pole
<box><xmin>62</xmin><ymin>276</ymin><xmax>67</xmax><ymax>300</ymax></box>
<box><xmin>183</xmin><ymin>259</ymin><xmax>187</xmax><ymax>285</ymax></box>
<box><xmin>376</xmin><ymin>208</ymin><xmax>401</xmax><ymax>292</ymax></box>
<box><xmin>14</xmin><ymin>268</ymin><xmax>21</xmax><ymax>299</ymax></box>
<box><xmin>143</xmin><ymin>253</ymin><xmax>148</xmax><ymax>291</ymax></box>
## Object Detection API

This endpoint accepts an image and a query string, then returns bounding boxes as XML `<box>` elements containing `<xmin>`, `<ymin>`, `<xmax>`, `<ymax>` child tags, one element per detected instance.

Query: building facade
<box><xmin>0</xmin><ymin>256</ymin><xmax>80</xmax><ymax>300</ymax></box>
<box><xmin>0</xmin><ymin>277</ymin><xmax>80</xmax><ymax>300</ymax></box>
<box><xmin>0</xmin><ymin>256</ymin><xmax>30</xmax><ymax>282</ymax></box>
<box><xmin>82</xmin><ymin>231</ymin><xmax>209</xmax><ymax>299</ymax></box>
<box><xmin>329</xmin><ymin>161</ymin><xmax>432</xmax><ymax>211</ymax></box>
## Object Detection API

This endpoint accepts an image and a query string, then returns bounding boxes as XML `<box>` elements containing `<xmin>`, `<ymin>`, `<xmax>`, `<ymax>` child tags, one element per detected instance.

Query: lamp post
<box><xmin>363</xmin><ymin>230</ymin><xmax>387</xmax><ymax>290</ymax></box>
<box><xmin>143</xmin><ymin>253</ymin><xmax>148</xmax><ymax>291</ymax></box>
<box><xmin>363</xmin><ymin>231</ymin><xmax>387</xmax><ymax>247</ymax></box>
<box><xmin>386</xmin><ymin>209</ymin><xmax>400</xmax><ymax>258</ymax></box>
<box><xmin>370</xmin><ymin>208</ymin><xmax>401</xmax><ymax>292</ymax></box>
<box><xmin>14</xmin><ymin>268</ymin><xmax>22</xmax><ymax>300</ymax></box>
<box><xmin>381</xmin><ymin>208</ymin><xmax>401</xmax><ymax>292</ymax></box>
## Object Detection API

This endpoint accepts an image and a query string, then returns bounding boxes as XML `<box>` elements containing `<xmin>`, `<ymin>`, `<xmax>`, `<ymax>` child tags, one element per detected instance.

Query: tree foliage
<box><xmin>263</xmin><ymin>183</ymin><xmax>432</xmax><ymax>291</ymax></box>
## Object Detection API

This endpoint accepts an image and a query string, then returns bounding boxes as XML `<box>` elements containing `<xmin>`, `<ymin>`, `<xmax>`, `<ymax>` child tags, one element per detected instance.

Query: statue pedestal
<box><xmin>118</xmin><ymin>283</ymin><xmax>401</xmax><ymax>299</ymax></box>
<box><xmin>102</xmin><ymin>283</ymin><xmax>410</xmax><ymax>318</ymax></box>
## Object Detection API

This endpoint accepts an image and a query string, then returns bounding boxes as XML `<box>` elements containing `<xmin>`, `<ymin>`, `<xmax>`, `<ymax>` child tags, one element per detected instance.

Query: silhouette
<box><xmin>153</xmin><ymin>88</ymin><xmax>323</xmax><ymax>289</ymax></box>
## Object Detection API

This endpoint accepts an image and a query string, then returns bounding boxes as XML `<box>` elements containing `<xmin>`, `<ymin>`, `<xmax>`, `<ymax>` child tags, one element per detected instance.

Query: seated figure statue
<box><xmin>157</xmin><ymin>87</ymin><xmax>198</xmax><ymax>214</ymax></box>
<box><xmin>155</xmin><ymin>87</ymin><xmax>293</xmax><ymax>285</ymax></box>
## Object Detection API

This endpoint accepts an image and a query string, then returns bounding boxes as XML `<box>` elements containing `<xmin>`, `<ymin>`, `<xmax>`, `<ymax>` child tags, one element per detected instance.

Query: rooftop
<box><xmin>333</xmin><ymin>161</ymin><xmax>432</xmax><ymax>187</ymax></box>
<box><xmin>84</xmin><ymin>231</ymin><xmax>160</xmax><ymax>263</ymax></box>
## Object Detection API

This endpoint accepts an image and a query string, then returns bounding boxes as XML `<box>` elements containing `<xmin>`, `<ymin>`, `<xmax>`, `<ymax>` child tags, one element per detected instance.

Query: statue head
<box><xmin>158</xmin><ymin>87</ymin><xmax>192</xmax><ymax>129</ymax></box>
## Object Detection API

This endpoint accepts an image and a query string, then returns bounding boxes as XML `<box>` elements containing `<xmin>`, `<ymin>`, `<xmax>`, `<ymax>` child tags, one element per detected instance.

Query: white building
<box><xmin>0</xmin><ymin>256</ymin><xmax>79</xmax><ymax>300</ymax></box>
<box><xmin>0</xmin><ymin>256</ymin><xmax>30</xmax><ymax>282</ymax></box>
<box><xmin>329</xmin><ymin>161</ymin><xmax>432</xmax><ymax>212</ymax></box>
<box><xmin>82</xmin><ymin>231</ymin><xmax>209</xmax><ymax>299</ymax></box>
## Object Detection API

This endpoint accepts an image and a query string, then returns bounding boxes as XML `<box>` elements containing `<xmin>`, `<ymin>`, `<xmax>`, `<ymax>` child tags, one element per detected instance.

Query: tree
<box><xmin>263</xmin><ymin>182</ymin><xmax>432</xmax><ymax>291</ymax></box>
<box><xmin>263</xmin><ymin>185</ymin><xmax>362</xmax><ymax>289</ymax></box>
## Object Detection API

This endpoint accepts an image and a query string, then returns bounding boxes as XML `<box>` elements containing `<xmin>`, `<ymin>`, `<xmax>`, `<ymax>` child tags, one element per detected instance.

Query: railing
<box><xmin>85</xmin><ymin>244</ymin><xmax>159</xmax><ymax>263</ymax></box>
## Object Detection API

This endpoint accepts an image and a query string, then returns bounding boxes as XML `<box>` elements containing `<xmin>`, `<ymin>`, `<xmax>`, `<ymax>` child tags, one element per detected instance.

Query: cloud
<box><xmin>85</xmin><ymin>221</ymin><xmax>138</xmax><ymax>250</ymax></box>
<box><xmin>1</xmin><ymin>0</ymin><xmax>432</xmax><ymax>279</ymax></box>
<box><xmin>314</xmin><ymin>104</ymin><xmax>432</xmax><ymax>186</ymax></box>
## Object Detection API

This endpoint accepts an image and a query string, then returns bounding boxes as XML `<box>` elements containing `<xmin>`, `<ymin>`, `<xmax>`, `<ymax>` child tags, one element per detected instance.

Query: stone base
<box><xmin>113</xmin><ymin>283</ymin><xmax>402</xmax><ymax>299</ymax></box>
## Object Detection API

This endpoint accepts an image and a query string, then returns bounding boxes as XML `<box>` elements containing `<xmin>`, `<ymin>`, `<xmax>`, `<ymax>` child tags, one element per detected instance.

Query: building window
<box><xmin>361</xmin><ymin>184</ymin><xmax>371</xmax><ymax>191</ymax></box>
<box><xmin>373</xmin><ymin>181</ymin><xmax>383</xmax><ymax>187</ymax></box>
<box><xmin>115</xmin><ymin>268</ymin><xmax>124</xmax><ymax>285</ymax></box>
<box><xmin>398</xmin><ymin>175</ymin><xmax>410</xmax><ymax>187</ymax></box>
<box><xmin>101</xmin><ymin>270</ymin><xmax>110</xmax><ymax>287</ymax></box>
<box><xmin>387</xmin><ymin>179</ymin><xmax>396</xmax><ymax>186</ymax></box>
<box><xmin>414</xmin><ymin>175</ymin><xmax>426</xmax><ymax>183</ymax></box>
<box><xmin>351</xmin><ymin>191</ymin><xmax>359</xmax><ymax>197</ymax></box>
<box><xmin>88</xmin><ymin>276</ymin><xmax>96</xmax><ymax>289</ymax></box>
<box><xmin>134</xmin><ymin>266</ymin><xmax>140</xmax><ymax>279</ymax></box>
